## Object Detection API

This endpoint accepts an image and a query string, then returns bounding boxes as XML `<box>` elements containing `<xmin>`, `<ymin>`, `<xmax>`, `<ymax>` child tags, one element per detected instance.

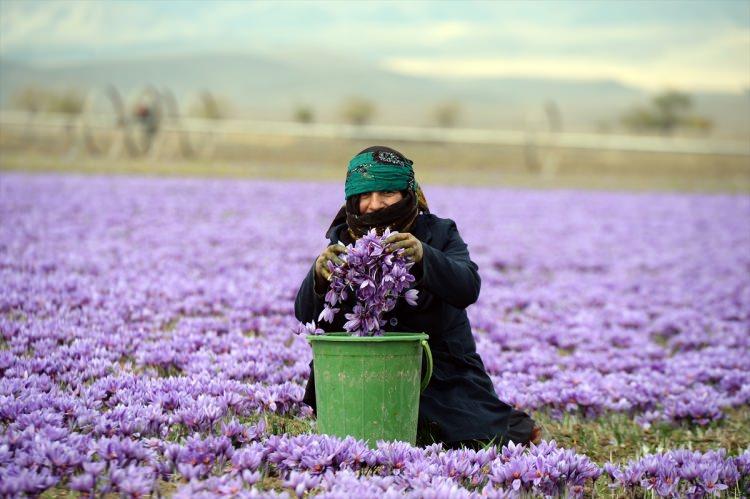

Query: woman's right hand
<box><xmin>314</xmin><ymin>244</ymin><xmax>347</xmax><ymax>288</ymax></box>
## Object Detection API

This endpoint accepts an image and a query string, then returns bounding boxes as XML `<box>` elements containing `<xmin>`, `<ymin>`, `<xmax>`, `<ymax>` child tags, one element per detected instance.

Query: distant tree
<box><xmin>10</xmin><ymin>86</ymin><xmax>47</xmax><ymax>113</ymax></box>
<box><xmin>544</xmin><ymin>100</ymin><xmax>563</xmax><ymax>132</ymax></box>
<box><xmin>652</xmin><ymin>91</ymin><xmax>691</xmax><ymax>132</ymax></box>
<box><xmin>47</xmin><ymin>89</ymin><xmax>85</xmax><ymax>115</ymax></box>
<box><xmin>11</xmin><ymin>87</ymin><xmax>86</xmax><ymax>116</ymax></box>
<box><xmin>679</xmin><ymin>115</ymin><xmax>712</xmax><ymax>133</ymax></box>
<box><xmin>621</xmin><ymin>90</ymin><xmax>712</xmax><ymax>135</ymax></box>
<box><xmin>621</xmin><ymin>106</ymin><xmax>658</xmax><ymax>131</ymax></box>
<box><xmin>9</xmin><ymin>86</ymin><xmax>49</xmax><ymax>144</ymax></box>
<box><xmin>188</xmin><ymin>92</ymin><xmax>229</xmax><ymax>120</ymax></box>
<box><xmin>294</xmin><ymin>105</ymin><xmax>315</xmax><ymax>124</ymax></box>
<box><xmin>595</xmin><ymin>120</ymin><xmax>612</xmax><ymax>134</ymax></box>
<box><xmin>341</xmin><ymin>97</ymin><xmax>376</xmax><ymax>126</ymax></box>
<box><xmin>433</xmin><ymin>101</ymin><xmax>461</xmax><ymax>128</ymax></box>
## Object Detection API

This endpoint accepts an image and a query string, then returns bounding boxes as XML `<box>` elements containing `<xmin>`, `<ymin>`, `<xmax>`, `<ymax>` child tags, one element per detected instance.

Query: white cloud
<box><xmin>381</xmin><ymin>52</ymin><xmax>749</xmax><ymax>93</ymax></box>
<box><xmin>0</xmin><ymin>1</ymin><xmax>222</xmax><ymax>55</ymax></box>
<box><xmin>419</xmin><ymin>22</ymin><xmax>473</xmax><ymax>45</ymax></box>
<box><xmin>380</xmin><ymin>21</ymin><xmax>750</xmax><ymax>93</ymax></box>
<box><xmin>2</xmin><ymin>0</ymin><xmax>747</xmax><ymax>94</ymax></box>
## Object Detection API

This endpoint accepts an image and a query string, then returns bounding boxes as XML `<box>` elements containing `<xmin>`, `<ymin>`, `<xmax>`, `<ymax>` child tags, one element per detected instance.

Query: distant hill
<box><xmin>1</xmin><ymin>52</ymin><xmax>748</xmax><ymax>135</ymax></box>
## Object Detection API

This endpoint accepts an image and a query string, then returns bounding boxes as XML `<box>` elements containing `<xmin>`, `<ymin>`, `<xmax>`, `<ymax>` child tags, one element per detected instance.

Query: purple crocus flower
<box><xmin>284</xmin><ymin>470</ymin><xmax>323</xmax><ymax>498</ymax></box>
<box><xmin>293</xmin><ymin>320</ymin><xmax>324</xmax><ymax>336</ymax></box>
<box><xmin>69</xmin><ymin>473</ymin><xmax>95</xmax><ymax>493</ymax></box>
<box><xmin>700</xmin><ymin>468</ymin><xmax>729</xmax><ymax>495</ymax></box>
<box><xmin>318</xmin><ymin>305</ymin><xmax>339</xmax><ymax>324</ymax></box>
<box><xmin>231</xmin><ymin>442</ymin><xmax>266</xmax><ymax>473</ymax></box>
<box><xmin>404</xmin><ymin>289</ymin><xmax>419</xmax><ymax>307</ymax></box>
<box><xmin>316</xmin><ymin>228</ymin><xmax>419</xmax><ymax>336</ymax></box>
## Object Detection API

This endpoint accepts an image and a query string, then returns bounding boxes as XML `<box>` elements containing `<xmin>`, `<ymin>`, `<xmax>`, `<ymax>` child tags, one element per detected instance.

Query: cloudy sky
<box><xmin>1</xmin><ymin>0</ymin><xmax>748</xmax><ymax>93</ymax></box>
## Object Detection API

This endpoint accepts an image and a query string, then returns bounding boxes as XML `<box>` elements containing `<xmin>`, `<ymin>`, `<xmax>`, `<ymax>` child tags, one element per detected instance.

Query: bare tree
<box><xmin>10</xmin><ymin>86</ymin><xmax>47</xmax><ymax>113</ymax></box>
<box><xmin>544</xmin><ymin>100</ymin><xmax>563</xmax><ymax>133</ymax></box>
<box><xmin>294</xmin><ymin>105</ymin><xmax>315</xmax><ymax>124</ymax></box>
<box><xmin>9</xmin><ymin>86</ymin><xmax>49</xmax><ymax>145</ymax></box>
<box><xmin>341</xmin><ymin>97</ymin><xmax>376</xmax><ymax>126</ymax></box>
<box><xmin>47</xmin><ymin>89</ymin><xmax>85</xmax><ymax>115</ymax></box>
<box><xmin>433</xmin><ymin>101</ymin><xmax>461</xmax><ymax>128</ymax></box>
<box><xmin>11</xmin><ymin>86</ymin><xmax>98</xmax><ymax>117</ymax></box>
<box><xmin>188</xmin><ymin>92</ymin><xmax>229</xmax><ymax>120</ymax></box>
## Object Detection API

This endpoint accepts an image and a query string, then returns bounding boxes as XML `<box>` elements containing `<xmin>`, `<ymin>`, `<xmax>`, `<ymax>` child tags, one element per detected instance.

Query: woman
<box><xmin>295</xmin><ymin>145</ymin><xmax>540</xmax><ymax>448</ymax></box>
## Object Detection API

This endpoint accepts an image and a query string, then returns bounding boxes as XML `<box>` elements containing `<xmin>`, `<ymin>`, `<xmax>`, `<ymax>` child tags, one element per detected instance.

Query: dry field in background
<box><xmin>1</xmin><ymin>129</ymin><xmax>748</xmax><ymax>192</ymax></box>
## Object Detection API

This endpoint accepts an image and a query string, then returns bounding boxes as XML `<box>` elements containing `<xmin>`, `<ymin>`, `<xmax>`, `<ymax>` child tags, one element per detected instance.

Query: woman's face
<box><xmin>359</xmin><ymin>190</ymin><xmax>403</xmax><ymax>214</ymax></box>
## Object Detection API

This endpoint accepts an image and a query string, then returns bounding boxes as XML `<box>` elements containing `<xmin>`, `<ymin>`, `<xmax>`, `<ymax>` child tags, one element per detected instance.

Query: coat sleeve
<box><xmin>294</xmin><ymin>262</ymin><xmax>327</xmax><ymax>324</ymax></box>
<box><xmin>295</xmin><ymin>262</ymin><xmax>325</xmax><ymax>413</ymax></box>
<box><xmin>415</xmin><ymin>220</ymin><xmax>481</xmax><ymax>309</ymax></box>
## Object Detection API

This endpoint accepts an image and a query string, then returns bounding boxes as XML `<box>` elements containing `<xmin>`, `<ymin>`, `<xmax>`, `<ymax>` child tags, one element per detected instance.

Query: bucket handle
<box><xmin>420</xmin><ymin>339</ymin><xmax>433</xmax><ymax>392</ymax></box>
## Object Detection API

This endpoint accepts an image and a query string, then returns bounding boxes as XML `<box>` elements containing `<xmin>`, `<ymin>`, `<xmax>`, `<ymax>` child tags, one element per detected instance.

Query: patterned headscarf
<box><xmin>345</xmin><ymin>149</ymin><xmax>416</xmax><ymax>198</ymax></box>
<box><xmin>327</xmin><ymin>146</ymin><xmax>429</xmax><ymax>242</ymax></box>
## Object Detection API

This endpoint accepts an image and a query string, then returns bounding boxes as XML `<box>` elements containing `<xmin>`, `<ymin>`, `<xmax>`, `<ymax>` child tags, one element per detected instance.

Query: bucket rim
<box><xmin>306</xmin><ymin>332</ymin><xmax>428</xmax><ymax>342</ymax></box>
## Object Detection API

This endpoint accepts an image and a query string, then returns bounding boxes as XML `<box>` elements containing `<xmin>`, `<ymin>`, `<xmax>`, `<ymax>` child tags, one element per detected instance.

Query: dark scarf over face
<box><xmin>327</xmin><ymin>189</ymin><xmax>422</xmax><ymax>244</ymax></box>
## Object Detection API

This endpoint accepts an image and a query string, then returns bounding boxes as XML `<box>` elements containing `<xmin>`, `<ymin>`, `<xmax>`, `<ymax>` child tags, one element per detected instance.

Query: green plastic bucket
<box><xmin>307</xmin><ymin>332</ymin><xmax>433</xmax><ymax>447</ymax></box>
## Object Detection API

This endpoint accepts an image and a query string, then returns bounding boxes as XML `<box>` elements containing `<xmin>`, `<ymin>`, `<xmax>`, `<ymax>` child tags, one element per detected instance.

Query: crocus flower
<box><xmin>319</xmin><ymin>228</ymin><xmax>419</xmax><ymax>336</ymax></box>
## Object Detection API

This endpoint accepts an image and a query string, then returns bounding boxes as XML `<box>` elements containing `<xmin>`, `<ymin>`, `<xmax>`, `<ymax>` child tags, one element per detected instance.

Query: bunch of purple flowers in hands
<box><xmin>314</xmin><ymin>228</ymin><xmax>419</xmax><ymax>336</ymax></box>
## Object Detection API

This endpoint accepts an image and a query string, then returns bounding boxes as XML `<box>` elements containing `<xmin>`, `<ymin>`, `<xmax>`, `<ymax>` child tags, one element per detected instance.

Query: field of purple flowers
<box><xmin>1</xmin><ymin>173</ymin><xmax>749</xmax><ymax>497</ymax></box>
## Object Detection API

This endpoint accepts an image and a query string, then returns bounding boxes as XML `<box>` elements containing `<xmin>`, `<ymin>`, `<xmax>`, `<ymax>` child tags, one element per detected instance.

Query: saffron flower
<box><xmin>319</xmin><ymin>228</ymin><xmax>419</xmax><ymax>336</ymax></box>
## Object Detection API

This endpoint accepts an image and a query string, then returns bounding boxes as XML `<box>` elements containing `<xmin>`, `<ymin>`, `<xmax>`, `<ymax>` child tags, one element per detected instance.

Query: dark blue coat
<box><xmin>295</xmin><ymin>213</ymin><xmax>535</xmax><ymax>446</ymax></box>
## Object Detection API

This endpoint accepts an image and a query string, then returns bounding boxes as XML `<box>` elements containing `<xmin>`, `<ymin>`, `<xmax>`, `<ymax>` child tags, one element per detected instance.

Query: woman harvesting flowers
<box><xmin>295</xmin><ymin>145</ymin><xmax>541</xmax><ymax>448</ymax></box>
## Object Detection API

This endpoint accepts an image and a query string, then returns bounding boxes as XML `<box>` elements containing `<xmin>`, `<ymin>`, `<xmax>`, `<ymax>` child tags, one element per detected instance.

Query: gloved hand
<box><xmin>385</xmin><ymin>232</ymin><xmax>423</xmax><ymax>263</ymax></box>
<box><xmin>314</xmin><ymin>244</ymin><xmax>347</xmax><ymax>291</ymax></box>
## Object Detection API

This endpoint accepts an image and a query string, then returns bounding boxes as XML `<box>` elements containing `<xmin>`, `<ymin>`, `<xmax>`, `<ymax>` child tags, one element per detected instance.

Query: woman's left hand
<box><xmin>385</xmin><ymin>232</ymin><xmax>423</xmax><ymax>263</ymax></box>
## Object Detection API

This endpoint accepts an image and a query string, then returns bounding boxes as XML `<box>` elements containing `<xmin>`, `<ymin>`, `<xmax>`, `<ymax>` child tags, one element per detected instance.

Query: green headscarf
<box><xmin>326</xmin><ymin>147</ymin><xmax>429</xmax><ymax>241</ymax></box>
<box><xmin>344</xmin><ymin>150</ymin><xmax>417</xmax><ymax>199</ymax></box>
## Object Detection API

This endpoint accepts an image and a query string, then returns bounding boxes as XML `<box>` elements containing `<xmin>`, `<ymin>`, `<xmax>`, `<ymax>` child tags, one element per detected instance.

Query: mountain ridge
<box><xmin>1</xmin><ymin>52</ymin><xmax>747</xmax><ymax>134</ymax></box>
